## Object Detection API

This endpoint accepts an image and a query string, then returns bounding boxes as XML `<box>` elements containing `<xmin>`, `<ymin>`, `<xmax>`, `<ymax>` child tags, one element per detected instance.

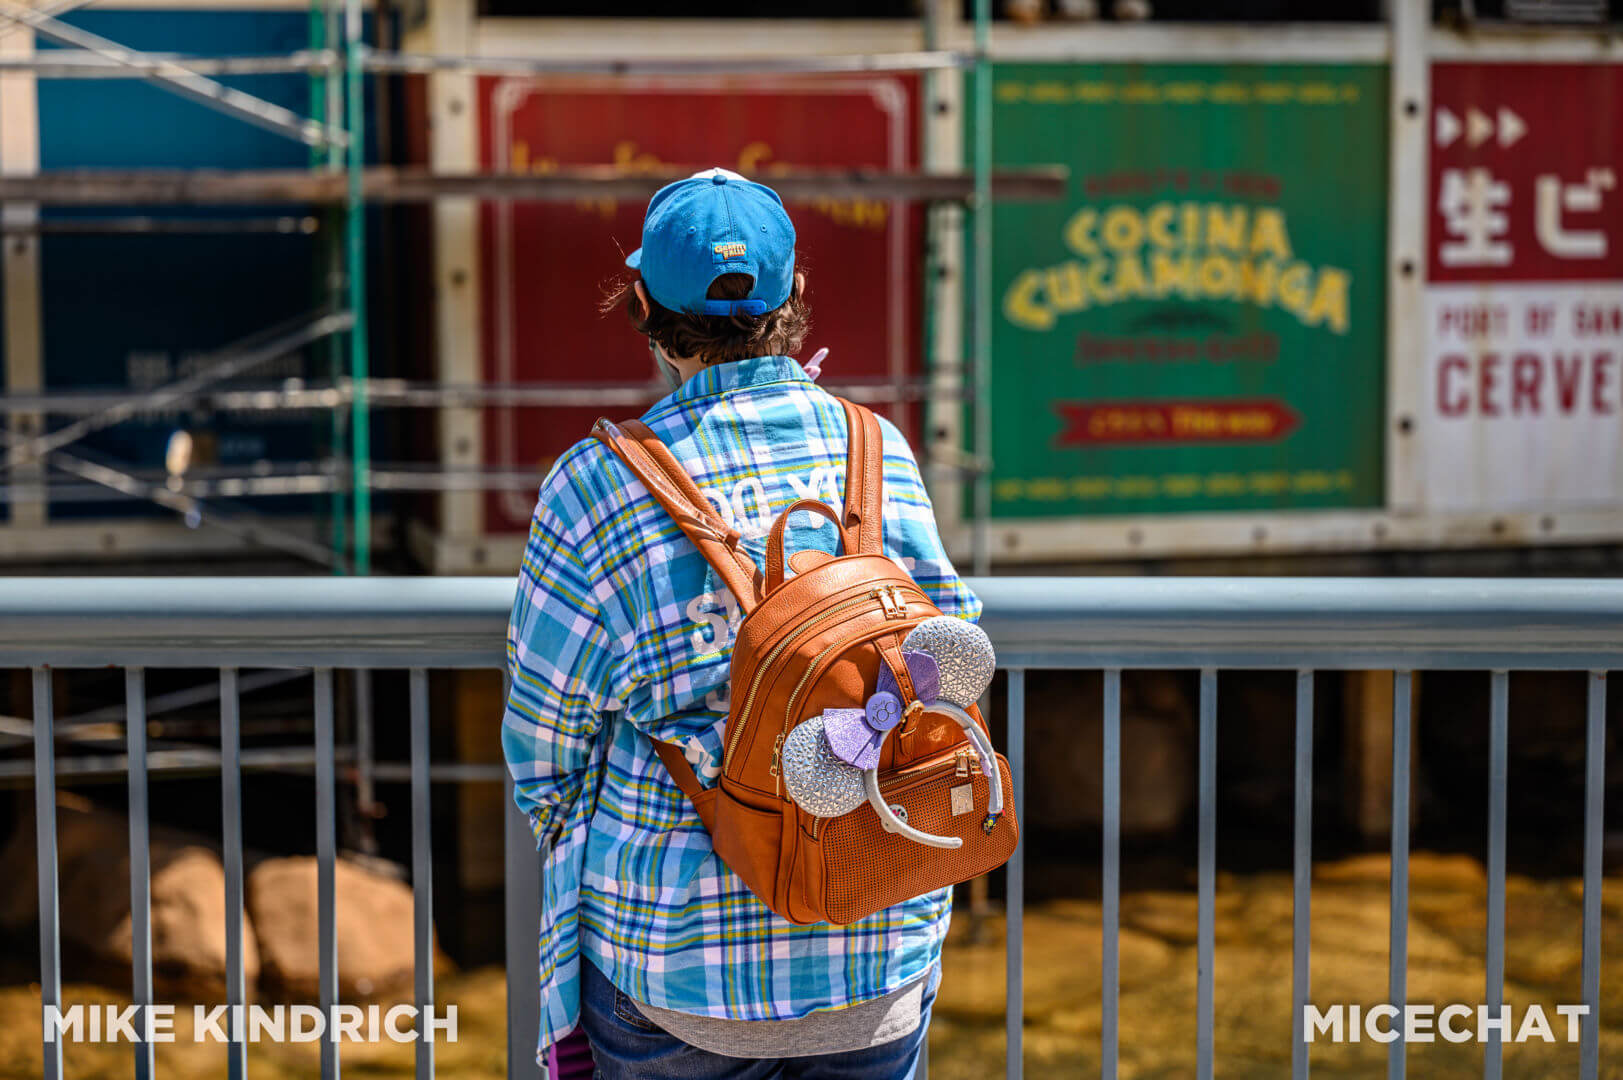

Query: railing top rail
<box><xmin>1</xmin><ymin>576</ymin><xmax>1621</xmax><ymax>669</ymax></box>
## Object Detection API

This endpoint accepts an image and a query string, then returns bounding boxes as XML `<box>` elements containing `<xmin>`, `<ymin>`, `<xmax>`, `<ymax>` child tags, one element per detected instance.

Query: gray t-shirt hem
<box><xmin>631</xmin><ymin>964</ymin><xmax>936</xmax><ymax>1059</ymax></box>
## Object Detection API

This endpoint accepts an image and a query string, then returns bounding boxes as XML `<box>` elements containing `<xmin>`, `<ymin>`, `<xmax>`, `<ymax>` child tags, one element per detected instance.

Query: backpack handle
<box><xmin>763</xmin><ymin>499</ymin><xmax>852</xmax><ymax>593</ymax></box>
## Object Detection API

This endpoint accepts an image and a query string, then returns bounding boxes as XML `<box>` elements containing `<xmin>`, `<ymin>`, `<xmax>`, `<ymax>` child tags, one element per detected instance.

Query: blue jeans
<box><xmin>578</xmin><ymin>958</ymin><xmax>934</xmax><ymax>1080</ymax></box>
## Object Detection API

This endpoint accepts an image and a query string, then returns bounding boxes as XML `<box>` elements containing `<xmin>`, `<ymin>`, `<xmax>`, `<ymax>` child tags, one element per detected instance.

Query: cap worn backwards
<box><xmin>625</xmin><ymin>167</ymin><xmax>797</xmax><ymax>318</ymax></box>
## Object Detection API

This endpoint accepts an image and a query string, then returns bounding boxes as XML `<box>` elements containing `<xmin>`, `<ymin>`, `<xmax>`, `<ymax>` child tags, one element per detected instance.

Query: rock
<box><xmin>0</xmin><ymin>794</ymin><xmax>258</xmax><ymax>997</ymax></box>
<box><xmin>246</xmin><ymin>855</ymin><xmax>426</xmax><ymax>1001</ymax></box>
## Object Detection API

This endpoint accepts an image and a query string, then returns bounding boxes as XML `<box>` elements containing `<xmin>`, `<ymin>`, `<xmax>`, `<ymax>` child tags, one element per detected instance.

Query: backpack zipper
<box><xmin>772</xmin><ymin>591</ymin><xmax>924</xmax><ymax>794</ymax></box>
<box><xmin>725</xmin><ymin>587</ymin><xmax>900</xmax><ymax>773</ymax></box>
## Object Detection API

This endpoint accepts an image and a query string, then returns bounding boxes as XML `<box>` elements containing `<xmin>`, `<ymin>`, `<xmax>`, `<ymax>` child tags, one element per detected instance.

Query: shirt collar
<box><xmin>649</xmin><ymin>354</ymin><xmax>813</xmax><ymax>416</ymax></box>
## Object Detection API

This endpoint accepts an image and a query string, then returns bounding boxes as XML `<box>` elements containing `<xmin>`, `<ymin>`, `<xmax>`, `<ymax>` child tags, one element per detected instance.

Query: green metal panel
<box><xmin>975</xmin><ymin>62</ymin><xmax>1388</xmax><ymax>519</ymax></box>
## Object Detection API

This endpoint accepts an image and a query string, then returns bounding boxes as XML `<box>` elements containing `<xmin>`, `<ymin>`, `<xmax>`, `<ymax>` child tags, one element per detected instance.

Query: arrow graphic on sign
<box><xmin>1435</xmin><ymin>106</ymin><xmax>1460</xmax><ymax>148</ymax></box>
<box><xmin>1054</xmin><ymin>400</ymin><xmax>1301</xmax><ymax>446</ymax></box>
<box><xmin>1467</xmin><ymin>108</ymin><xmax>1494</xmax><ymax>147</ymax></box>
<box><xmin>1497</xmin><ymin>107</ymin><xmax>1526</xmax><ymax>148</ymax></box>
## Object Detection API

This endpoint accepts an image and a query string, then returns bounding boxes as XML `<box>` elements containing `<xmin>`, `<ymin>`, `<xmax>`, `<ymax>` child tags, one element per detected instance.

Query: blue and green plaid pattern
<box><xmin>502</xmin><ymin>354</ymin><xmax>981</xmax><ymax>1057</ymax></box>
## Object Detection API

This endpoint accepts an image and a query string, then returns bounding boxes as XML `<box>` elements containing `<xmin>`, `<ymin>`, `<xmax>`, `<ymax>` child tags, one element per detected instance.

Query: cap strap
<box><xmin>701</xmin><ymin>298</ymin><xmax>769</xmax><ymax>317</ymax></box>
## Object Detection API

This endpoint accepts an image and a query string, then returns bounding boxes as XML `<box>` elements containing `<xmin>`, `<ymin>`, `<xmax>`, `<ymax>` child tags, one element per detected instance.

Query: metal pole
<box><xmin>1196</xmin><ymin>669</ymin><xmax>1217</xmax><ymax>1080</ymax></box>
<box><xmin>125</xmin><ymin>670</ymin><xmax>155</xmax><ymax>1080</ymax></box>
<box><xmin>314</xmin><ymin>0</ymin><xmax>348</xmax><ymax>571</ymax></box>
<box><xmin>1388</xmin><ymin>670</ymin><xmax>1413</xmax><ymax>1080</ymax></box>
<box><xmin>344</xmin><ymin>0</ymin><xmax>370</xmax><ymax>574</ymax></box>
<box><xmin>970</xmin><ymin>0</ymin><xmax>991</xmax><ymax>577</ymax></box>
<box><xmin>1581</xmin><ymin>671</ymin><xmax>1606</xmax><ymax>1080</ymax></box>
<box><xmin>1005</xmin><ymin>667</ymin><xmax>1025</xmax><ymax>1080</ymax></box>
<box><xmin>314</xmin><ymin>669</ymin><xmax>339</xmax><ymax>1080</ymax></box>
<box><xmin>0</xmin><ymin>0</ymin><xmax>343</xmax><ymax>147</ymax></box>
<box><xmin>0</xmin><ymin>307</ymin><xmax>352</xmax><ymax>471</ymax></box>
<box><xmin>32</xmin><ymin>669</ymin><xmax>62</xmax><ymax>1080</ymax></box>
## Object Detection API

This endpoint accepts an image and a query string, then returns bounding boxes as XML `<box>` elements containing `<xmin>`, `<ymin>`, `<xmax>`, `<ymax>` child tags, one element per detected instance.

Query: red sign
<box><xmin>477</xmin><ymin>75</ymin><xmax>921</xmax><ymax>532</ymax></box>
<box><xmin>1428</xmin><ymin>63</ymin><xmax>1622</xmax><ymax>284</ymax></box>
<box><xmin>1055</xmin><ymin>400</ymin><xmax>1299</xmax><ymax>446</ymax></box>
<box><xmin>1419</xmin><ymin>63</ymin><xmax>1623</xmax><ymax>513</ymax></box>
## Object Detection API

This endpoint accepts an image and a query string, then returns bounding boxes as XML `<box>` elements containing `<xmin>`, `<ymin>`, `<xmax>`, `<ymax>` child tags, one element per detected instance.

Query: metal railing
<box><xmin>5</xmin><ymin>576</ymin><xmax>1621</xmax><ymax>1080</ymax></box>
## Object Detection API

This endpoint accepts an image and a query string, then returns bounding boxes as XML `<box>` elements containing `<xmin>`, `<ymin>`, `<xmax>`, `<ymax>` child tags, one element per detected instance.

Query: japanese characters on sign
<box><xmin>982</xmin><ymin>64</ymin><xmax>1388</xmax><ymax>519</ymax></box>
<box><xmin>1421</xmin><ymin>63</ymin><xmax>1623</xmax><ymax>512</ymax></box>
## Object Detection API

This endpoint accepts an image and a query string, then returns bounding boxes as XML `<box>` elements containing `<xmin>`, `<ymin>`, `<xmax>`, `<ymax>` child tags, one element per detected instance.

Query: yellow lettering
<box><xmin>1198</xmin><ymin>255</ymin><xmax>1239</xmax><ymax>298</ymax></box>
<box><xmin>1180</xmin><ymin>203</ymin><xmax>1202</xmax><ymax>249</ymax></box>
<box><xmin>1278</xmin><ymin>263</ymin><xmax>1312</xmax><ymax>315</ymax></box>
<box><xmin>1250</xmin><ymin>208</ymin><xmax>1292</xmax><ymax>260</ymax></box>
<box><xmin>1151</xmin><ymin>252</ymin><xmax>1195</xmax><ymax>298</ymax></box>
<box><xmin>737</xmin><ymin>141</ymin><xmax>774</xmax><ymax>175</ymax></box>
<box><xmin>1063</xmin><ymin>208</ymin><xmax>1098</xmax><ymax>256</ymax></box>
<box><xmin>1101</xmin><ymin>207</ymin><xmax>1143</xmax><ymax>253</ymax></box>
<box><xmin>1305</xmin><ymin>267</ymin><xmax>1350</xmax><ymax>333</ymax></box>
<box><xmin>1114</xmin><ymin>254</ymin><xmax>1149</xmax><ymax>299</ymax></box>
<box><xmin>1205</xmin><ymin>205</ymin><xmax>1248</xmax><ymax>254</ymax></box>
<box><xmin>1086</xmin><ymin>259</ymin><xmax>1115</xmax><ymax>303</ymax></box>
<box><xmin>1002</xmin><ymin>270</ymin><xmax>1052</xmax><ymax>331</ymax></box>
<box><xmin>1044</xmin><ymin>262</ymin><xmax>1087</xmax><ymax>312</ymax></box>
<box><xmin>1146</xmin><ymin>203</ymin><xmax>1177</xmax><ymax>250</ymax></box>
<box><xmin>1238</xmin><ymin>260</ymin><xmax>1278</xmax><ymax>306</ymax></box>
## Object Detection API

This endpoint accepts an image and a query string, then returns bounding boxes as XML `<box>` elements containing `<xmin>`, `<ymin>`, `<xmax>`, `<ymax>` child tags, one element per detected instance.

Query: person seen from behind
<box><xmin>501</xmin><ymin>167</ymin><xmax>982</xmax><ymax>1078</ymax></box>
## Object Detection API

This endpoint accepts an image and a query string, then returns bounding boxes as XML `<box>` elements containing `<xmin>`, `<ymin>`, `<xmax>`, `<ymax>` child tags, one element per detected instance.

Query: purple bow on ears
<box><xmin>823</xmin><ymin>651</ymin><xmax>941</xmax><ymax>769</ymax></box>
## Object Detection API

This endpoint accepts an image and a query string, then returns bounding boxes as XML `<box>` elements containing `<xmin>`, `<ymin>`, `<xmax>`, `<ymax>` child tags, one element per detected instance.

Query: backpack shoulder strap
<box><xmin>591</xmin><ymin>417</ymin><xmax>762</xmax><ymax>614</ymax></box>
<box><xmin>836</xmin><ymin>397</ymin><xmax>886</xmax><ymax>556</ymax></box>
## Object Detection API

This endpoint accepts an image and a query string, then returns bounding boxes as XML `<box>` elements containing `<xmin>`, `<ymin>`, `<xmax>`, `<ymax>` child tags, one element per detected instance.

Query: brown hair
<box><xmin>601</xmin><ymin>268</ymin><xmax>811</xmax><ymax>366</ymax></box>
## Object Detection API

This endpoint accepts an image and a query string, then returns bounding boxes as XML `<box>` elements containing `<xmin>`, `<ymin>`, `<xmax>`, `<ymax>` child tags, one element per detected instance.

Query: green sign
<box><xmin>977</xmin><ymin>63</ymin><xmax>1388</xmax><ymax>519</ymax></box>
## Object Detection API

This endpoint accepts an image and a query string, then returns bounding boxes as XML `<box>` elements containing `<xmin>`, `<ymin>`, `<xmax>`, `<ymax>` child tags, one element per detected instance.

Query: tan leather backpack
<box><xmin>592</xmin><ymin>398</ymin><xmax>1017</xmax><ymax>926</ymax></box>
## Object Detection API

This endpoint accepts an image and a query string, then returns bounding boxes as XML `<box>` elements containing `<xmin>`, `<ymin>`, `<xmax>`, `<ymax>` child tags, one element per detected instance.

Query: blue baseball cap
<box><xmin>626</xmin><ymin>167</ymin><xmax>796</xmax><ymax>318</ymax></box>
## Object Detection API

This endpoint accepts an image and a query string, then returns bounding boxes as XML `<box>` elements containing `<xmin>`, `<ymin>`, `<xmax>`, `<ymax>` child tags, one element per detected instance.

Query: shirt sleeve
<box><xmin>877</xmin><ymin>416</ymin><xmax>983</xmax><ymax>625</ymax></box>
<box><xmin>502</xmin><ymin>449</ymin><xmax>632</xmax><ymax>852</ymax></box>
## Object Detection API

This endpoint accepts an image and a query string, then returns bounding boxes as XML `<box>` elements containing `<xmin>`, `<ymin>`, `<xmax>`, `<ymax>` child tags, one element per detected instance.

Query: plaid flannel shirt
<box><xmin>501</xmin><ymin>354</ymin><xmax>981</xmax><ymax>1058</ymax></box>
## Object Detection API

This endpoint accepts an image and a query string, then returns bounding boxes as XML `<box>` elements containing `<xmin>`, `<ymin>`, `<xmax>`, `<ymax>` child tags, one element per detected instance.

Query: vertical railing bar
<box><xmin>221</xmin><ymin>667</ymin><xmax>247</xmax><ymax>1080</ymax></box>
<box><xmin>1291</xmin><ymin>670</ymin><xmax>1314</xmax><ymax>1080</ymax></box>
<box><xmin>356</xmin><ymin>668</ymin><xmax>375</xmax><ymax>833</ymax></box>
<box><xmin>126</xmin><ymin>669</ymin><xmax>155</xmax><ymax>1080</ymax></box>
<box><xmin>1197</xmin><ymin>668</ymin><xmax>1217</xmax><ymax>1080</ymax></box>
<box><xmin>1388</xmin><ymin>670</ymin><xmax>1413</xmax><ymax>1080</ymax></box>
<box><xmin>314</xmin><ymin>669</ymin><xmax>339</xmax><ymax>1080</ymax></box>
<box><xmin>1580</xmin><ymin>671</ymin><xmax>1605</xmax><ymax>1080</ymax></box>
<box><xmin>33</xmin><ymin>668</ymin><xmax>63</xmax><ymax>1080</ymax></box>
<box><xmin>1485</xmin><ymin>670</ymin><xmax>1509</xmax><ymax>1080</ymax></box>
<box><xmin>1101</xmin><ymin>668</ymin><xmax>1121</xmax><ymax>1080</ymax></box>
<box><xmin>1005</xmin><ymin>668</ymin><xmax>1025</xmax><ymax>1080</ymax></box>
<box><xmin>222</xmin><ymin>665</ymin><xmax>246</xmax><ymax>1078</ymax></box>
<box><xmin>502</xmin><ymin>668</ymin><xmax>542</xmax><ymax>1080</ymax></box>
<box><xmin>410</xmin><ymin>668</ymin><xmax>435</xmax><ymax>1080</ymax></box>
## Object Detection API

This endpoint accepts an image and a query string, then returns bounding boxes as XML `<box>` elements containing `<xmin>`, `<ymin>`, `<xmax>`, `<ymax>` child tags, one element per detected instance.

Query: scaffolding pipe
<box><xmin>971</xmin><ymin>0</ymin><xmax>992</xmax><ymax>577</ymax></box>
<box><xmin>0</xmin><ymin>0</ymin><xmax>346</xmax><ymax>147</ymax></box>
<box><xmin>0</xmin><ymin>50</ymin><xmax>339</xmax><ymax>76</ymax></box>
<box><xmin>361</xmin><ymin>46</ymin><xmax>971</xmax><ymax>77</ymax></box>
<box><xmin>0</xmin><ymin>166</ymin><xmax>1067</xmax><ymax>205</ymax></box>
<box><xmin>0</xmin><ymin>215</ymin><xmax>317</xmax><ymax>235</ymax></box>
<box><xmin>0</xmin><ymin>308</ymin><xmax>353</xmax><ymax>471</ymax></box>
<box><xmin>345</xmin><ymin>0</ymin><xmax>369</xmax><ymax>573</ymax></box>
<box><xmin>0</xmin><ymin>375</ymin><xmax>952</xmax><ymax>414</ymax></box>
<box><xmin>314</xmin><ymin>0</ymin><xmax>349</xmax><ymax>570</ymax></box>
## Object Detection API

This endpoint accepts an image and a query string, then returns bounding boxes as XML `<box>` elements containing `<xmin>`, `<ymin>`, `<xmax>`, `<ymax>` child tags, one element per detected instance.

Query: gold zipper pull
<box><xmin>878</xmin><ymin>585</ymin><xmax>906</xmax><ymax>620</ymax></box>
<box><xmin>956</xmin><ymin>748</ymin><xmax>970</xmax><ymax>778</ymax></box>
<box><xmin>770</xmin><ymin>734</ymin><xmax>785</xmax><ymax>795</ymax></box>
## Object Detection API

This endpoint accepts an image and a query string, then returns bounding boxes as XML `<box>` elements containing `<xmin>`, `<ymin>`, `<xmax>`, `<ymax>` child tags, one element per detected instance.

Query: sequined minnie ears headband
<box><xmin>779</xmin><ymin>616</ymin><xmax>1002</xmax><ymax>849</ymax></box>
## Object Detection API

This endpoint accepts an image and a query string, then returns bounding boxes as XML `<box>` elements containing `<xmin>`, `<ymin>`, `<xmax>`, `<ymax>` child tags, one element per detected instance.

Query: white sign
<box><xmin>1423</xmin><ymin>283</ymin><xmax>1623</xmax><ymax>511</ymax></box>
